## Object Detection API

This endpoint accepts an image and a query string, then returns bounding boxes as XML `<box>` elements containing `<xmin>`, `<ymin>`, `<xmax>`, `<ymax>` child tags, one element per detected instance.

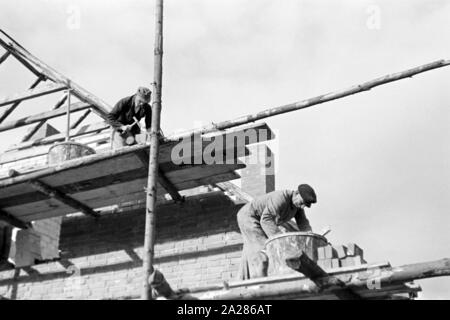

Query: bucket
<box><xmin>264</xmin><ymin>232</ymin><xmax>328</xmax><ymax>276</ymax></box>
<box><xmin>47</xmin><ymin>141</ymin><xmax>96</xmax><ymax>165</ymax></box>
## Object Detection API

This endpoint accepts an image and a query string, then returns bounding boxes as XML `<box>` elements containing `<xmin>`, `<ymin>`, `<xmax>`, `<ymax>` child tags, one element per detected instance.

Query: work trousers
<box><xmin>236</xmin><ymin>203</ymin><xmax>299</xmax><ymax>280</ymax></box>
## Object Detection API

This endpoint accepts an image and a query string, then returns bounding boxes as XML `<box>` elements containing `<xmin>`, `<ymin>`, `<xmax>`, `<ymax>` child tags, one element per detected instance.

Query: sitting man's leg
<box><xmin>113</xmin><ymin>130</ymin><xmax>137</xmax><ymax>149</ymax></box>
<box><xmin>237</xmin><ymin>206</ymin><xmax>269</xmax><ymax>280</ymax></box>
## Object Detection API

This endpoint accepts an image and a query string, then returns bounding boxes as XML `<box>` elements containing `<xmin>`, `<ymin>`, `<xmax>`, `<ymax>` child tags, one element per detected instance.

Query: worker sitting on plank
<box><xmin>237</xmin><ymin>184</ymin><xmax>317</xmax><ymax>280</ymax></box>
<box><xmin>107</xmin><ymin>87</ymin><xmax>152</xmax><ymax>149</ymax></box>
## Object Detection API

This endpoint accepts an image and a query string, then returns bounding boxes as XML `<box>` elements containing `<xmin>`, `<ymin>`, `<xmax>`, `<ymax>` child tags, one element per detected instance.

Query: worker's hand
<box><xmin>120</xmin><ymin>125</ymin><xmax>131</xmax><ymax>132</ymax></box>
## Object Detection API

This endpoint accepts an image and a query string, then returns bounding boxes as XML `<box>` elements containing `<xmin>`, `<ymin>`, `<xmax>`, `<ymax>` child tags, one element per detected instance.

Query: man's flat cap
<box><xmin>298</xmin><ymin>184</ymin><xmax>317</xmax><ymax>208</ymax></box>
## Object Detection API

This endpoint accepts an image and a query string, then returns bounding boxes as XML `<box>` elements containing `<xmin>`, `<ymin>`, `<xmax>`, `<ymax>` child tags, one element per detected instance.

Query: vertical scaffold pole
<box><xmin>142</xmin><ymin>0</ymin><xmax>164</xmax><ymax>300</ymax></box>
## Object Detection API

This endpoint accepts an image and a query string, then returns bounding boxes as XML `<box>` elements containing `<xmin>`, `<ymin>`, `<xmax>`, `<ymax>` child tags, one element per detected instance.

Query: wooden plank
<box><xmin>11</xmin><ymin>171</ymin><xmax>240</xmax><ymax>222</ymax></box>
<box><xmin>0</xmin><ymin>83</ymin><xmax>67</xmax><ymax>107</ymax></box>
<box><xmin>165</xmin><ymin>163</ymin><xmax>244</xmax><ymax>184</ymax></box>
<box><xmin>214</xmin><ymin>181</ymin><xmax>253</xmax><ymax>202</ymax></box>
<box><xmin>7</xmin><ymin>169</ymin><xmax>239</xmax><ymax>218</ymax></box>
<box><xmin>0</xmin><ymin>102</ymin><xmax>90</xmax><ymax>132</ymax></box>
<box><xmin>3</xmin><ymin>197</ymin><xmax>72</xmax><ymax>217</ymax></box>
<box><xmin>19</xmin><ymin>190</ymin><xmax>147</xmax><ymax>222</ymax></box>
<box><xmin>174</xmin><ymin>172</ymin><xmax>240</xmax><ymax>190</ymax></box>
<box><xmin>0</xmin><ymin>209</ymin><xmax>30</xmax><ymax>229</ymax></box>
<box><xmin>29</xmin><ymin>180</ymin><xmax>99</xmax><ymax>218</ymax></box>
<box><xmin>0</xmin><ymin>182</ymin><xmax>33</xmax><ymax>199</ymax></box>
<box><xmin>0</xmin><ymin>161</ymin><xmax>241</xmax><ymax>208</ymax></box>
<box><xmin>0</xmin><ymin>77</ymin><xmax>44</xmax><ymax>124</ymax></box>
<box><xmin>0</xmin><ymin>140</ymin><xmax>243</xmax><ymax>188</ymax></box>
<box><xmin>41</xmin><ymin>153</ymin><xmax>142</xmax><ymax>186</ymax></box>
<box><xmin>71</xmin><ymin>178</ymin><xmax>148</xmax><ymax>204</ymax></box>
<box><xmin>0</xmin><ymin>167</ymin><xmax>149</xmax><ymax>208</ymax></box>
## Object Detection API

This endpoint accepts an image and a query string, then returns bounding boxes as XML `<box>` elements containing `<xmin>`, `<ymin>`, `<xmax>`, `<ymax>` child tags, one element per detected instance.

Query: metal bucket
<box><xmin>47</xmin><ymin>141</ymin><xmax>96</xmax><ymax>165</ymax></box>
<box><xmin>264</xmin><ymin>232</ymin><xmax>328</xmax><ymax>276</ymax></box>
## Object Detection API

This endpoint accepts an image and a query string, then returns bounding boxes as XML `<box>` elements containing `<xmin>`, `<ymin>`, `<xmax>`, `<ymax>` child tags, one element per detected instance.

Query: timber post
<box><xmin>142</xmin><ymin>0</ymin><xmax>164</xmax><ymax>300</ymax></box>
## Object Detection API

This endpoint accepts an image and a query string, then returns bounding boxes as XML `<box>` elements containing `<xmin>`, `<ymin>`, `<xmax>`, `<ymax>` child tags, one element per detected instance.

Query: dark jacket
<box><xmin>107</xmin><ymin>95</ymin><xmax>152</xmax><ymax>135</ymax></box>
<box><xmin>248</xmin><ymin>190</ymin><xmax>312</xmax><ymax>237</ymax></box>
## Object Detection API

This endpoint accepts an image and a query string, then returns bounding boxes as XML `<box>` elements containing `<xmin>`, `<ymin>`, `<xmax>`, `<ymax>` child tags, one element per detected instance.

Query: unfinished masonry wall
<box><xmin>0</xmin><ymin>193</ymin><xmax>244</xmax><ymax>299</ymax></box>
<box><xmin>0</xmin><ymin>144</ymin><xmax>274</xmax><ymax>299</ymax></box>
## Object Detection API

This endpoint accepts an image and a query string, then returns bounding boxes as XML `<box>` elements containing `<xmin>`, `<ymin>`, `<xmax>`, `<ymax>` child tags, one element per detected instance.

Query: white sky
<box><xmin>0</xmin><ymin>0</ymin><xmax>449</xmax><ymax>299</ymax></box>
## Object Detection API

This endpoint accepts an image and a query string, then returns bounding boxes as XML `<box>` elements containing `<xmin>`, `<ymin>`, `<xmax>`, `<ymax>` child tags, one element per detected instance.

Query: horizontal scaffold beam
<box><xmin>196</xmin><ymin>258</ymin><xmax>450</xmax><ymax>300</ymax></box>
<box><xmin>287</xmin><ymin>253</ymin><xmax>362</xmax><ymax>300</ymax></box>
<box><xmin>0</xmin><ymin>102</ymin><xmax>91</xmax><ymax>132</ymax></box>
<box><xmin>28</xmin><ymin>180</ymin><xmax>100</xmax><ymax>218</ymax></box>
<box><xmin>0</xmin><ymin>209</ymin><xmax>30</xmax><ymax>229</ymax></box>
<box><xmin>0</xmin><ymin>82</ymin><xmax>67</xmax><ymax>107</ymax></box>
<box><xmin>136</xmin><ymin>150</ymin><xmax>184</xmax><ymax>203</ymax></box>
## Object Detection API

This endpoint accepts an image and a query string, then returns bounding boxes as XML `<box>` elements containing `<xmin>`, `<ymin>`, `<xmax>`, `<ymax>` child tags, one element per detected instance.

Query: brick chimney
<box><xmin>240</xmin><ymin>144</ymin><xmax>275</xmax><ymax>198</ymax></box>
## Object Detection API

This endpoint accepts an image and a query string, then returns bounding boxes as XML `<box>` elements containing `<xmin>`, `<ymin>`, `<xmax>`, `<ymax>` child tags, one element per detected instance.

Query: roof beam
<box><xmin>136</xmin><ymin>150</ymin><xmax>184</xmax><ymax>203</ymax></box>
<box><xmin>0</xmin><ymin>30</ymin><xmax>43</xmax><ymax>77</ymax></box>
<box><xmin>70</xmin><ymin>109</ymin><xmax>91</xmax><ymax>130</ymax></box>
<box><xmin>286</xmin><ymin>253</ymin><xmax>362</xmax><ymax>300</ymax></box>
<box><xmin>0</xmin><ymin>83</ymin><xmax>67</xmax><ymax>107</ymax></box>
<box><xmin>20</xmin><ymin>93</ymin><xmax>68</xmax><ymax>142</ymax></box>
<box><xmin>10</xmin><ymin>121</ymin><xmax>109</xmax><ymax>150</ymax></box>
<box><xmin>0</xmin><ymin>209</ymin><xmax>31</xmax><ymax>229</ymax></box>
<box><xmin>28</xmin><ymin>180</ymin><xmax>100</xmax><ymax>218</ymax></box>
<box><xmin>0</xmin><ymin>32</ymin><xmax>113</xmax><ymax>123</ymax></box>
<box><xmin>0</xmin><ymin>51</ymin><xmax>11</xmax><ymax>66</ymax></box>
<box><xmin>0</xmin><ymin>102</ymin><xmax>90</xmax><ymax>133</ymax></box>
<box><xmin>0</xmin><ymin>76</ymin><xmax>44</xmax><ymax>124</ymax></box>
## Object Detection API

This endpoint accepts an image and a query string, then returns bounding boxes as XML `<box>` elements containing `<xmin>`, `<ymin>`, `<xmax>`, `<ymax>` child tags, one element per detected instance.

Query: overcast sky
<box><xmin>0</xmin><ymin>0</ymin><xmax>449</xmax><ymax>299</ymax></box>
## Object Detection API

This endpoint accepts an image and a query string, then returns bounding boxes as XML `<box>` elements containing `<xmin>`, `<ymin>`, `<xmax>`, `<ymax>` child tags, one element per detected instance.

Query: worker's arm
<box><xmin>144</xmin><ymin>103</ymin><xmax>153</xmax><ymax>132</ymax></box>
<box><xmin>295</xmin><ymin>208</ymin><xmax>312</xmax><ymax>232</ymax></box>
<box><xmin>107</xmin><ymin>99</ymin><xmax>126</xmax><ymax>130</ymax></box>
<box><xmin>260</xmin><ymin>205</ymin><xmax>281</xmax><ymax>238</ymax></box>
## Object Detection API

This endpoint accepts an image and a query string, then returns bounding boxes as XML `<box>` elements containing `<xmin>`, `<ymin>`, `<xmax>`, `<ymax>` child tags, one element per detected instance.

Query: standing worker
<box><xmin>107</xmin><ymin>87</ymin><xmax>153</xmax><ymax>149</ymax></box>
<box><xmin>237</xmin><ymin>184</ymin><xmax>317</xmax><ymax>280</ymax></box>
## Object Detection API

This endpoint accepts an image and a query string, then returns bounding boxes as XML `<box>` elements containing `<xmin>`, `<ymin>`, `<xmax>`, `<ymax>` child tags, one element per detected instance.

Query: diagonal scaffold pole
<box><xmin>142</xmin><ymin>0</ymin><xmax>164</xmax><ymax>300</ymax></box>
<box><xmin>166</xmin><ymin>59</ymin><xmax>450</xmax><ymax>141</ymax></box>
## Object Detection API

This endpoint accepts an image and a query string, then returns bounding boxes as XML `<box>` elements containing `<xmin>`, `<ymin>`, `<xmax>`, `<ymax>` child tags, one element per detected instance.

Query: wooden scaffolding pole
<box><xmin>142</xmin><ymin>0</ymin><xmax>164</xmax><ymax>300</ymax></box>
<box><xmin>166</xmin><ymin>59</ymin><xmax>450</xmax><ymax>141</ymax></box>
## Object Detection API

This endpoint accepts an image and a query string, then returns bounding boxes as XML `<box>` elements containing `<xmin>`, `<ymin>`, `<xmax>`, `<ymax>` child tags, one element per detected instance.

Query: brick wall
<box><xmin>241</xmin><ymin>144</ymin><xmax>275</xmax><ymax>197</ymax></box>
<box><xmin>0</xmin><ymin>143</ymin><xmax>275</xmax><ymax>300</ymax></box>
<box><xmin>0</xmin><ymin>191</ymin><xmax>245</xmax><ymax>300</ymax></box>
